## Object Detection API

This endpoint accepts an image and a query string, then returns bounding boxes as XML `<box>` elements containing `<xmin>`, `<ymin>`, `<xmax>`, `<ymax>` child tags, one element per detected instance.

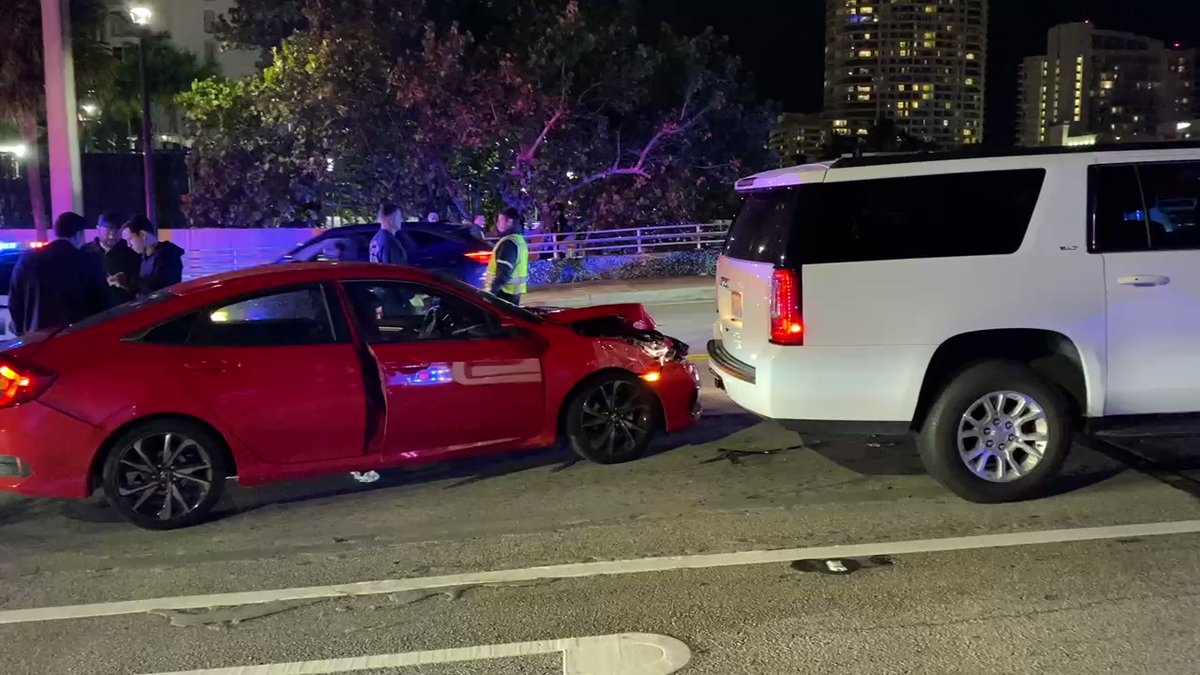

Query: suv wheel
<box><xmin>101</xmin><ymin>419</ymin><xmax>228</xmax><ymax>530</ymax></box>
<box><xmin>918</xmin><ymin>361</ymin><xmax>1071</xmax><ymax>502</ymax></box>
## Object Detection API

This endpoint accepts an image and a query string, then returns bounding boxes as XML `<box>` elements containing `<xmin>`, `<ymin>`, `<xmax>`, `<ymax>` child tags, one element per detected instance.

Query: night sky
<box><xmin>643</xmin><ymin>0</ymin><xmax>1200</xmax><ymax>146</ymax></box>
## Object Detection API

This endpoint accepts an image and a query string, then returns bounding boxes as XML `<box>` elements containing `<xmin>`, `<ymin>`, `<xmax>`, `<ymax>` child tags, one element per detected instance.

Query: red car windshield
<box><xmin>434</xmin><ymin>273</ymin><xmax>544</xmax><ymax>324</ymax></box>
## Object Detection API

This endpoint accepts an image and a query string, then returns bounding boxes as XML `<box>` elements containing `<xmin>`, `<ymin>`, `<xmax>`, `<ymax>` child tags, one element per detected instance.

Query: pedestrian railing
<box><xmin>178</xmin><ymin>222</ymin><xmax>731</xmax><ymax>280</ymax></box>
<box><xmin>504</xmin><ymin>222</ymin><xmax>730</xmax><ymax>259</ymax></box>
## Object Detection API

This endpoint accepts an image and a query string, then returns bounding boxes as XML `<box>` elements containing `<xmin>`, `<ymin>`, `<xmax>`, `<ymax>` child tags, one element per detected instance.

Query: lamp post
<box><xmin>129</xmin><ymin>5</ymin><xmax>156</xmax><ymax>223</ymax></box>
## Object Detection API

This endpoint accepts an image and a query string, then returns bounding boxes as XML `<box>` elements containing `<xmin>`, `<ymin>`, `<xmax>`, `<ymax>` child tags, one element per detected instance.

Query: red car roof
<box><xmin>172</xmin><ymin>262</ymin><xmax>439</xmax><ymax>296</ymax></box>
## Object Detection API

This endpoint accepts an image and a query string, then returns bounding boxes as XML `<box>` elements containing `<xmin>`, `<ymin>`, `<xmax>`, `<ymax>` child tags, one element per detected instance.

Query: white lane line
<box><xmin>140</xmin><ymin>632</ymin><xmax>692</xmax><ymax>675</ymax></box>
<box><xmin>4</xmin><ymin>519</ymin><xmax>1199</xmax><ymax>626</ymax></box>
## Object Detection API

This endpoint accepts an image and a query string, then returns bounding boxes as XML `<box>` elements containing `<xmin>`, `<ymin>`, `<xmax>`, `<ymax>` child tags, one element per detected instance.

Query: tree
<box><xmin>183</xmin><ymin>0</ymin><xmax>774</xmax><ymax>228</ymax></box>
<box><xmin>87</xmin><ymin>32</ymin><xmax>219</xmax><ymax>151</ymax></box>
<box><xmin>0</xmin><ymin>0</ymin><xmax>113</xmax><ymax>237</ymax></box>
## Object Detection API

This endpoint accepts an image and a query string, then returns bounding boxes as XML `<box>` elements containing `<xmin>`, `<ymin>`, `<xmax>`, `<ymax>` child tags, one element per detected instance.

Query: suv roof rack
<box><xmin>828</xmin><ymin>140</ymin><xmax>1200</xmax><ymax>169</ymax></box>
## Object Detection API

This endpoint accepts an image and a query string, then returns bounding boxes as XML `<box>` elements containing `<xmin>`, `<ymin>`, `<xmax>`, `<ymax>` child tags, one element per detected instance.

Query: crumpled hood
<box><xmin>530</xmin><ymin>303</ymin><xmax>657</xmax><ymax>331</ymax></box>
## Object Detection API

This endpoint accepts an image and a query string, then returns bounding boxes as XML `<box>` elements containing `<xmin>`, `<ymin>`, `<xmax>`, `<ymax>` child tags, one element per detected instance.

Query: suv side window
<box><xmin>1091</xmin><ymin>165</ymin><xmax>1152</xmax><ymax>252</ymax></box>
<box><xmin>189</xmin><ymin>285</ymin><xmax>338</xmax><ymax>347</ymax></box>
<box><xmin>342</xmin><ymin>281</ymin><xmax>498</xmax><ymax>344</ymax></box>
<box><xmin>802</xmin><ymin>169</ymin><xmax>1045</xmax><ymax>263</ymax></box>
<box><xmin>1139</xmin><ymin>162</ymin><xmax>1200</xmax><ymax>251</ymax></box>
<box><xmin>1090</xmin><ymin>162</ymin><xmax>1200</xmax><ymax>253</ymax></box>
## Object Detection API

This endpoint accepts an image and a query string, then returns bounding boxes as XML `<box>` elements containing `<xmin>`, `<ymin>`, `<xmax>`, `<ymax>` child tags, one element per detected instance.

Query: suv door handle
<box><xmin>183</xmin><ymin>360</ymin><xmax>232</xmax><ymax>371</ymax></box>
<box><xmin>395</xmin><ymin>364</ymin><xmax>430</xmax><ymax>374</ymax></box>
<box><xmin>1118</xmin><ymin>275</ymin><xmax>1170</xmax><ymax>287</ymax></box>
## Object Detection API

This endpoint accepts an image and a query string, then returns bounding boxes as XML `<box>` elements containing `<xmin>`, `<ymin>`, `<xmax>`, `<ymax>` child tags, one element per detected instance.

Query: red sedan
<box><xmin>0</xmin><ymin>263</ymin><xmax>700</xmax><ymax>529</ymax></box>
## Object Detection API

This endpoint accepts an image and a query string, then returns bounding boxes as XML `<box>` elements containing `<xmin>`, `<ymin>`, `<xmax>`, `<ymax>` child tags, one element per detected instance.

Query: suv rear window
<box><xmin>725</xmin><ymin>168</ymin><xmax>1046</xmax><ymax>265</ymax></box>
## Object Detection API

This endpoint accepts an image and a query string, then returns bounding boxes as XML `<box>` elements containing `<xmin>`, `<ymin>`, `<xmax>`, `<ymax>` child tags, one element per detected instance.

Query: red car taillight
<box><xmin>0</xmin><ymin>360</ymin><xmax>56</xmax><ymax>408</ymax></box>
<box><xmin>770</xmin><ymin>268</ymin><xmax>804</xmax><ymax>346</ymax></box>
<box><xmin>465</xmin><ymin>251</ymin><xmax>493</xmax><ymax>264</ymax></box>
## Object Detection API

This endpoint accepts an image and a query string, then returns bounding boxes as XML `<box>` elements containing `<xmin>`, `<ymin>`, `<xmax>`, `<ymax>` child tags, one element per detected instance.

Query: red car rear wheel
<box><xmin>101</xmin><ymin>419</ymin><xmax>228</xmax><ymax>530</ymax></box>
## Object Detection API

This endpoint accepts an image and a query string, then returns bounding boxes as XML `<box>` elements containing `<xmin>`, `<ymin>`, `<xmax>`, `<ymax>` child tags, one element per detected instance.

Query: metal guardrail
<box><xmin>180</xmin><ymin>222</ymin><xmax>731</xmax><ymax>279</ymax></box>
<box><xmin>516</xmin><ymin>222</ymin><xmax>730</xmax><ymax>258</ymax></box>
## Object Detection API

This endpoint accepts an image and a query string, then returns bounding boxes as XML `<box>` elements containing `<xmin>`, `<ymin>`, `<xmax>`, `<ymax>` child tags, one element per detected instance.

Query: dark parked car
<box><xmin>277</xmin><ymin>223</ymin><xmax>493</xmax><ymax>287</ymax></box>
<box><xmin>0</xmin><ymin>248</ymin><xmax>24</xmax><ymax>340</ymax></box>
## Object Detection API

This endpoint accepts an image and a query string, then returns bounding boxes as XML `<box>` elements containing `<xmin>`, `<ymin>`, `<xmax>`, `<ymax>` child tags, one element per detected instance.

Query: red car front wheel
<box><xmin>565</xmin><ymin>374</ymin><xmax>660</xmax><ymax>464</ymax></box>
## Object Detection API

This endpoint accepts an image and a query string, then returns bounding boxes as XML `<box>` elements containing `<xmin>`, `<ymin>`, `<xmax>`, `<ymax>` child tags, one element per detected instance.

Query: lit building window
<box><xmin>922</xmin><ymin>84</ymin><xmax>934</xmax><ymax>92</ymax></box>
<box><xmin>898</xmin><ymin>84</ymin><xmax>906</xmax><ymax>91</ymax></box>
<box><xmin>897</xmin><ymin>101</ymin><xmax>907</xmax><ymax>109</ymax></box>
<box><xmin>860</xmin><ymin>6</ymin><xmax>873</xmax><ymax>14</ymax></box>
<box><xmin>858</xmin><ymin>50</ymin><xmax>874</xmax><ymax>57</ymax></box>
<box><xmin>833</xmin><ymin>119</ymin><xmax>848</xmax><ymax>127</ymax></box>
<box><xmin>966</xmin><ymin>53</ymin><xmax>976</xmax><ymax>60</ymax></box>
<box><xmin>965</xmin><ymin>78</ymin><xmax>975</xmax><ymax>85</ymax></box>
<box><xmin>925</xmin><ymin>5</ymin><xmax>936</xmax><ymax>12</ymax></box>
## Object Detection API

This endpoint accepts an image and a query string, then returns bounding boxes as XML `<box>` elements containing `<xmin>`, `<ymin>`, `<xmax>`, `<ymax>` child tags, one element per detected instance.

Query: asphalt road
<box><xmin>3</xmin><ymin>300</ymin><xmax>1200</xmax><ymax>674</ymax></box>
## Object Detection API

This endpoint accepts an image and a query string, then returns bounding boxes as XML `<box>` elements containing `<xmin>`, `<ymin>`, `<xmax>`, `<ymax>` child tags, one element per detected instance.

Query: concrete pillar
<box><xmin>40</xmin><ymin>0</ymin><xmax>83</xmax><ymax>217</ymax></box>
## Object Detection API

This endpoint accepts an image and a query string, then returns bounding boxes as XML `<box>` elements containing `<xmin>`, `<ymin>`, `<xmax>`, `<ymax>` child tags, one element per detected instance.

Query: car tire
<box><xmin>564</xmin><ymin>373</ymin><xmax>661</xmax><ymax>464</ymax></box>
<box><xmin>918</xmin><ymin>360</ymin><xmax>1072</xmax><ymax>503</ymax></box>
<box><xmin>101</xmin><ymin>419</ymin><xmax>228</xmax><ymax>530</ymax></box>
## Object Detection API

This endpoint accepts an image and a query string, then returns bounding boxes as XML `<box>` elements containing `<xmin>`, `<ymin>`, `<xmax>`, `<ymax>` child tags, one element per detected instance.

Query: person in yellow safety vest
<box><xmin>485</xmin><ymin>207</ymin><xmax>529</xmax><ymax>305</ymax></box>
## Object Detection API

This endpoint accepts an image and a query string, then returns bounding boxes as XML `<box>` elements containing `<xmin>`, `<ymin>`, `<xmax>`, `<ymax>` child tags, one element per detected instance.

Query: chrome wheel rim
<box><xmin>957</xmin><ymin>390</ymin><xmax>1049</xmax><ymax>483</ymax></box>
<box><xmin>580</xmin><ymin>380</ymin><xmax>654</xmax><ymax>459</ymax></box>
<box><xmin>114</xmin><ymin>432</ymin><xmax>214</xmax><ymax>521</ymax></box>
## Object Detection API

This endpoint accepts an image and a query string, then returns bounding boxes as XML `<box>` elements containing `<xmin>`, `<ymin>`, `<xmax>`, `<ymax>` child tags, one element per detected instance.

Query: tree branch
<box><xmin>513</xmin><ymin>105</ymin><xmax>567</xmax><ymax>175</ymax></box>
<box><xmin>559</xmin><ymin>97</ymin><xmax>714</xmax><ymax>199</ymax></box>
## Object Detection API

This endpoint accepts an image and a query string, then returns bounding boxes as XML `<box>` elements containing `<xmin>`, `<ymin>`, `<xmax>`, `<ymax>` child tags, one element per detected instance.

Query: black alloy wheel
<box><xmin>565</xmin><ymin>375</ymin><xmax>660</xmax><ymax>464</ymax></box>
<box><xmin>102</xmin><ymin>419</ymin><xmax>227</xmax><ymax>530</ymax></box>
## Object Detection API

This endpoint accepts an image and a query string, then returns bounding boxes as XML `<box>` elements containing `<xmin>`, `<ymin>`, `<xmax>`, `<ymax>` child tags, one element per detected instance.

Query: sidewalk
<box><xmin>525</xmin><ymin>276</ymin><xmax>714</xmax><ymax>307</ymax></box>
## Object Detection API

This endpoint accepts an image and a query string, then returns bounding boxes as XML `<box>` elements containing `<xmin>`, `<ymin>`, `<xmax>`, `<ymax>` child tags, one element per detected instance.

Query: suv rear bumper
<box><xmin>707</xmin><ymin>339</ymin><xmax>755</xmax><ymax>383</ymax></box>
<box><xmin>707</xmin><ymin>337</ymin><xmax>935</xmax><ymax>428</ymax></box>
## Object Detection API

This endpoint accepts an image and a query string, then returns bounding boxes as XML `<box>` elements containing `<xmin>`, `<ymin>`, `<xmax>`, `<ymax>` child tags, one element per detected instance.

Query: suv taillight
<box><xmin>0</xmin><ymin>361</ymin><xmax>56</xmax><ymax>408</ymax></box>
<box><xmin>770</xmin><ymin>268</ymin><xmax>804</xmax><ymax>345</ymax></box>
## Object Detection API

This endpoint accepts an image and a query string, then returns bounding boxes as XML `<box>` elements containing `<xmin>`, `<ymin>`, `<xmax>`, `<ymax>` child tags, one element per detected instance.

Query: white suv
<box><xmin>709</xmin><ymin>143</ymin><xmax>1200</xmax><ymax>502</ymax></box>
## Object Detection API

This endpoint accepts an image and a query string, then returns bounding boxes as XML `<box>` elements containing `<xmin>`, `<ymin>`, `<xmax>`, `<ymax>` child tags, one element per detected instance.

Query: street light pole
<box><xmin>130</xmin><ymin>6</ymin><xmax>156</xmax><ymax>223</ymax></box>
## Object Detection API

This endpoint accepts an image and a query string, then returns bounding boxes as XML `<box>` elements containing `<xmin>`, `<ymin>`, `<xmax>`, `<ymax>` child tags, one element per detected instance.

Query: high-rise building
<box><xmin>823</xmin><ymin>0</ymin><xmax>987</xmax><ymax>148</ymax></box>
<box><xmin>1016</xmin><ymin>22</ymin><xmax>1197</xmax><ymax>147</ymax></box>
<box><xmin>768</xmin><ymin>113</ymin><xmax>828</xmax><ymax>166</ymax></box>
<box><xmin>102</xmin><ymin>0</ymin><xmax>259</xmax><ymax>81</ymax></box>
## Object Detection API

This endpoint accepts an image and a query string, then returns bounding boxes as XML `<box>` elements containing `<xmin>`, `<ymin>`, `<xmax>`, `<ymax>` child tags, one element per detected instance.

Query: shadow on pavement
<box><xmin>1077</xmin><ymin>436</ymin><xmax>1200</xmax><ymax>500</ymax></box>
<box><xmin>200</xmin><ymin>412</ymin><xmax>763</xmax><ymax>523</ymax></box>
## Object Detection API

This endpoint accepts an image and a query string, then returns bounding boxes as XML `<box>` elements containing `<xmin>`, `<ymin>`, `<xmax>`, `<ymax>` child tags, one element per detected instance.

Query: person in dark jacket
<box><xmin>122</xmin><ymin>216</ymin><xmax>184</xmax><ymax>296</ymax></box>
<box><xmin>8</xmin><ymin>212</ymin><xmax>110</xmax><ymax>336</ymax></box>
<box><xmin>84</xmin><ymin>211</ymin><xmax>142</xmax><ymax>305</ymax></box>
<box><xmin>369</xmin><ymin>202</ymin><xmax>415</xmax><ymax>265</ymax></box>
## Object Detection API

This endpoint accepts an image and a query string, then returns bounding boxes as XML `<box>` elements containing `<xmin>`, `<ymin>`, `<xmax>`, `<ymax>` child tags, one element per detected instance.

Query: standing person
<box><xmin>8</xmin><ymin>212</ymin><xmax>109</xmax><ymax>336</ymax></box>
<box><xmin>370</xmin><ymin>202</ymin><xmax>410</xmax><ymax>265</ymax></box>
<box><xmin>469</xmin><ymin>214</ymin><xmax>489</xmax><ymax>241</ymax></box>
<box><xmin>122</xmin><ymin>216</ymin><xmax>184</xmax><ymax>296</ymax></box>
<box><xmin>84</xmin><ymin>211</ymin><xmax>142</xmax><ymax>304</ymax></box>
<box><xmin>485</xmin><ymin>207</ymin><xmax>529</xmax><ymax>305</ymax></box>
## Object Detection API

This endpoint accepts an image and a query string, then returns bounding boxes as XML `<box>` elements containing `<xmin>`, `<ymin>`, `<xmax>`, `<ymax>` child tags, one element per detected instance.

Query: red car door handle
<box><xmin>183</xmin><ymin>360</ymin><xmax>232</xmax><ymax>371</ymax></box>
<box><xmin>395</xmin><ymin>364</ymin><xmax>430</xmax><ymax>374</ymax></box>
